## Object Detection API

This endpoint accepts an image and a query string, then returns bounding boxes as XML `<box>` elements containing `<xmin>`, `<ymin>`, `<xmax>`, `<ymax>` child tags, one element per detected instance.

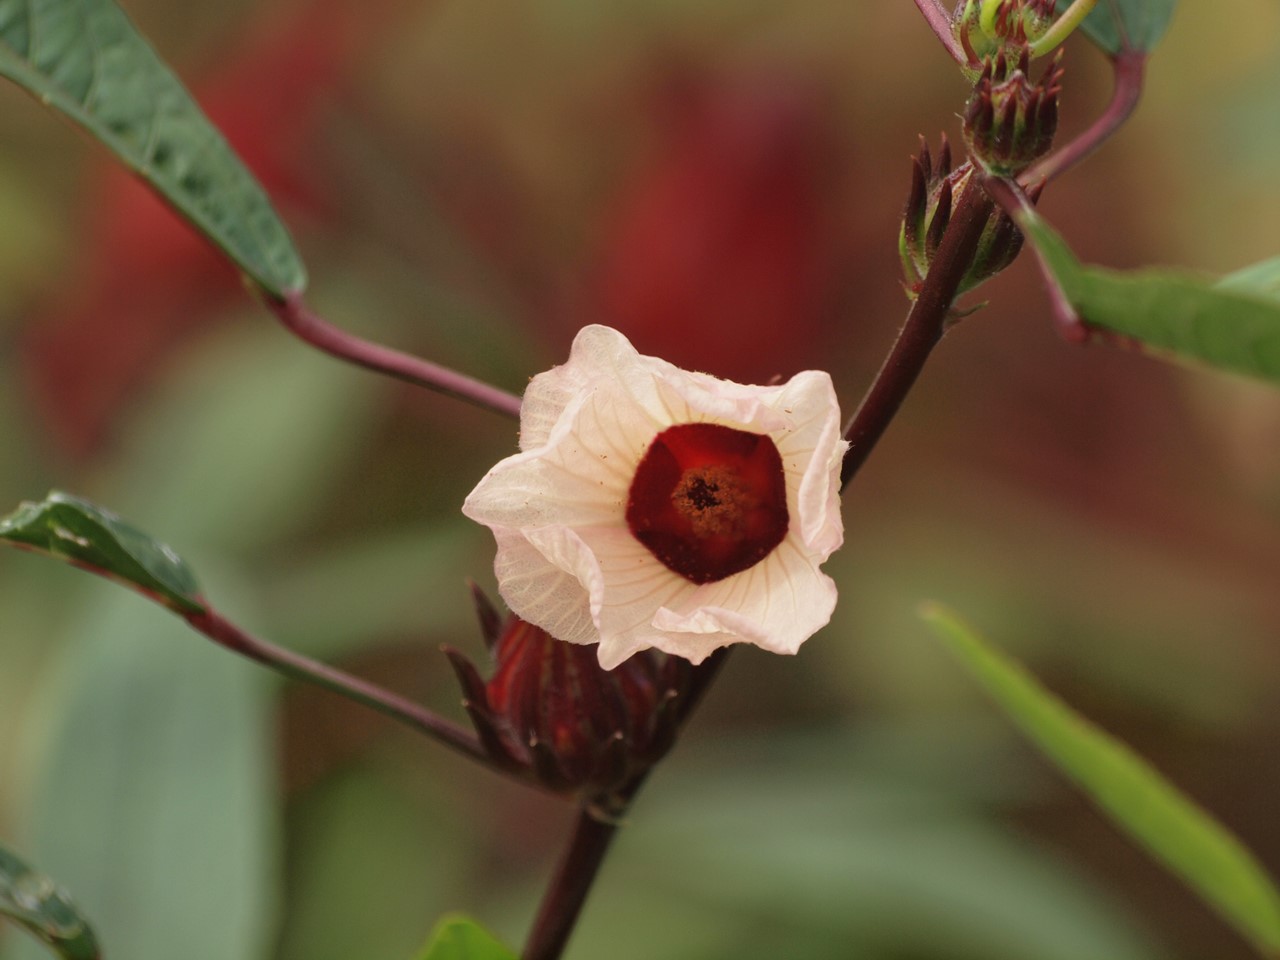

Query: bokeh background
<box><xmin>2</xmin><ymin>1</ymin><xmax>1279</xmax><ymax>958</ymax></box>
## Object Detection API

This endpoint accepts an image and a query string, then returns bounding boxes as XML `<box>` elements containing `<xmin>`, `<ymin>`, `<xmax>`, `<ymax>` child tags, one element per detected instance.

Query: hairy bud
<box><xmin>899</xmin><ymin>138</ymin><xmax>1041</xmax><ymax>302</ymax></box>
<box><xmin>963</xmin><ymin>48</ymin><xmax>1063</xmax><ymax>175</ymax></box>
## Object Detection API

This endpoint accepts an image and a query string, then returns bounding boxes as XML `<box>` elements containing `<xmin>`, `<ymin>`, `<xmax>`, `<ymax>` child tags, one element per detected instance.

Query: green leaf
<box><xmin>922</xmin><ymin>603</ymin><xmax>1280</xmax><ymax>958</ymax></box>
<box><xmin>1017</xmin><ymin>210</ymin><xmax>1280</xmax><ymax>383</ymax></box>
<box><xmin>547</xmin><ymin>726</ymin><xmax>1160</xmax><ymax>960</ymax></box>
<box><xmin>0</xmin><ymin>491</ymin><xmax>205</xmax><ymax>614</ymax></box>
<box><xmin>415</xmin><ymin>915</ymin><xmax>516</xmax><ymax>960</ymax></box>
<box><xmin>0</xmin><ymin>842</ymin><xmax>100</xmax><ymax>960</ymax></box>
<box><xmin>0</xmin><ymin>0</ymin><xmax>306</xmax><ymax>296</ymax></box>
<box><xmin>1081</xmin><ymin>0</ymin><xmax>1178</xmax><ymax>54</ymax></box>
<box><xmin>11</xmin><ymin>584</ymin><xmax>278</xmax><ymax>960</ymax></box>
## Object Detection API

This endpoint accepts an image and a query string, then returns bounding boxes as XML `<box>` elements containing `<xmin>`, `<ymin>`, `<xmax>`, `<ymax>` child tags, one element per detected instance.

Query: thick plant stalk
<box><xmin>519</xmin><ymin>647</ymin><xmax>730</xmax><ymax>959</ymax></box>
<box><xmin>521</xmin><ymin>808</ymin><xmax>621</xmax><ymax>960</ymax></box>
<box><xmin>840</xmin><ymin>175</ymin><xmax>997</xmax><ymax>489</ymax></box>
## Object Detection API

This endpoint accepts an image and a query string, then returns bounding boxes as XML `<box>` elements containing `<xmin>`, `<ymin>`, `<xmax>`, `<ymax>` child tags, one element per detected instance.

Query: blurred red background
<box><xmin>1</xmin><ymin>2</ymin><xmax>1278</xmax><ymax>959</ymax></box>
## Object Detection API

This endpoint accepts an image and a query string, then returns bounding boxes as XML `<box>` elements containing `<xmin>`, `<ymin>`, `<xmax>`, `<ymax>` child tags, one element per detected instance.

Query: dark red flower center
<box><xmin>625</xmin><ymin>422</ymin><xmax>789</xmax><ymax>584</ymax></box>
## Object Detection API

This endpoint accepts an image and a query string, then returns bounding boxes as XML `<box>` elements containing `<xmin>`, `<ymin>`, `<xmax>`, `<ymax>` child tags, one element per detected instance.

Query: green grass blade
<box><xmin>922</xmin><ymin>603</ymin><xmax>1280</xmax><ymax>958</ymax></box>
<box><xmin>0</xmin><ymin>841</ymin><xmax>101</xmax><ymax>960</ymax></box>
<box><xmin>1216</xmin><ymin>257</ymin><xmax>1280</xmax><ymax>300</ymax></box>
<box><xmin>0</xmin><ymin>0</ymin><xmax>306</xmax><ymax>296</ymax></box>
<box><xmin>1019</xmin><ymin>210</ymin><xmax>1280</xmax><ymax>383</ymax></box>
<box><xmin>415</xmin><ymin>915</ymin><xmax>516</xmax><ymax>960</ymax></box>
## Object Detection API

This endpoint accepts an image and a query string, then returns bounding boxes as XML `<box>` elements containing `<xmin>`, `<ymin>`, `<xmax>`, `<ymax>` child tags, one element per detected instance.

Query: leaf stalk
<box><xmin>1021</xmin><ymin>48</ymin><xmax>1145</xmax><ymax>185</ymax></box>
<box><xmin>912</xmin><ymin>0</ymin><xmax>969</xmax><ymax>64</ymax></box>
<box><xmin>267</xmin><ymin>293</ymin><xmax>522</xmax><ymax>419</ymax></box>
<box><xmin>186</xmin><ymin>608</ymin><xmax>494</xmax><ymax>764</ymax></box>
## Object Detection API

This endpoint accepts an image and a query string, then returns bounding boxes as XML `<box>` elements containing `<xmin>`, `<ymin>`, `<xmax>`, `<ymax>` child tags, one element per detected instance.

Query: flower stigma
<box><xmin>626</xmin><ymin>423</ymin><xmax>788</xmax><ymax>584</ymax></box>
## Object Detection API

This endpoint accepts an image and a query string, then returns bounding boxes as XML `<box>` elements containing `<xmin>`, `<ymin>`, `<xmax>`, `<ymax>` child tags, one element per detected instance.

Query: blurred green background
<box><xmin>2</xmin><ymin>1</ymin><xmax>1279</xmax><ymax>958</ymax></box>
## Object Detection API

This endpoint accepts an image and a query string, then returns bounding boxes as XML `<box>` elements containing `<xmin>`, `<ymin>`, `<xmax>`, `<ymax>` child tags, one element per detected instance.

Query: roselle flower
<box><xmin>463</xmin><ymin>324</ymin><xmax>845</xmax><ymax>669</ymax></box>
<box><xmin>446</xmin><ymin>609</ymin><xmax>690</xmax><ymax>804</ymax></box>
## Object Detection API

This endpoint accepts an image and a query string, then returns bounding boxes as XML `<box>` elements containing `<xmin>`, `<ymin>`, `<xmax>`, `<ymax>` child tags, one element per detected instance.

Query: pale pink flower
<box><xmin>463</xmin><ymin>325</ymin><xmax>846</xmax><ymax>669</ymax></box>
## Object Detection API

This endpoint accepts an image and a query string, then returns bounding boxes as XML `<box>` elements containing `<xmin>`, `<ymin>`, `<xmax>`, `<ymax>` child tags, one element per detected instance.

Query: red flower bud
<box><xmin>445</xmin><ymin>606</ymin><xmax>692</xmax><ymax>814</ymax></box>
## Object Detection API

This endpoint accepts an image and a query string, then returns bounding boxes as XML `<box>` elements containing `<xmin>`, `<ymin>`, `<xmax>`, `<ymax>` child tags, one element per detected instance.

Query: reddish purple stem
<box><xmin>1022</xmin><ymin>49</ymin><xmax>1146</xmax><ymax>186</ymax></box>
<box><xmin>187</xmin><ymin>606</ymin><xmax>491</xmax><ymax>764</ymax></box>
<box><xmin>522</xmin><ymin>809</ymin><xmax>620</xmax><ymax>960</ymax></box>
<box><xmin>268</xmin><ymin>292</ymin><xmax>522</xmax><ymax>419</ymax></box>
<box><xmin>985</xmin><ymin>174</ymin><xmax>1143</xmax><ymax>355</ymax></box>
<box><xmin>913</xmin><ymin>0</ymin><xmax>968</xmax><ymax>64</ymax></box>
<box><xmin>983</xmin><ymin>175</ymin><xmax>1089</xmax><ymax>343</ymax></box>
<box><xmin>520</xmin><ymin>646</ymin><xmax>730</xmax><ymax>960</ymax></box>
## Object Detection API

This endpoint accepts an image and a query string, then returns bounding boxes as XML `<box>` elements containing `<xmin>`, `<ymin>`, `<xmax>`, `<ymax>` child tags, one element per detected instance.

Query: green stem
<box><xmin>1029</xmin><ymin>0</ymin><xmax>1099</xmax><ymax>58</ymax></box>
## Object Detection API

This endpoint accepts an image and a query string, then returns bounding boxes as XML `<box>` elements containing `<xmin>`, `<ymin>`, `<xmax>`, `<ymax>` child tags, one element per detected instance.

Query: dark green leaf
<box><xmin>0</xmin><ymin>491</ymin><xmax>204</xmax><ymax>613</ymax></box>
<box><xmin>0</xmin><ymin>0</ymin><xmax>306</xmax><ymax>296</ymax></box>
<box><xmin>1018</xmin><ymin>210</ymin><xmax>1280</xmax><ymax>383</ymax></box>
<box><xmin>1081</xmin><ymin>0</ymin><xmax>1178</xmax><ymax>53</ymax></box>
<box><xmin>922</xmin><ymin>603</ymin><xmax>1280</xmax><ymax>958</ymax></box>
<box><xmin>415</xmin><ymin>915</ymin><xmax>516</xmax><ymax>960</ymax></box>
<box><xmin>0</xmin><ymin>842</ymin><xmax>100</xmax><ymax>960</ymax></box>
